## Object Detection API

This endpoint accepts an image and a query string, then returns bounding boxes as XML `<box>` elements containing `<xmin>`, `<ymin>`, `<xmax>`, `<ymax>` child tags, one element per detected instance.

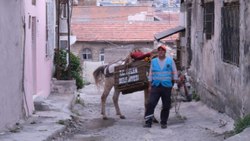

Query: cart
<box><xmin>114</xmin><ymin>60</ymin><xmax>150</xmax><ymax>94</ymax></box>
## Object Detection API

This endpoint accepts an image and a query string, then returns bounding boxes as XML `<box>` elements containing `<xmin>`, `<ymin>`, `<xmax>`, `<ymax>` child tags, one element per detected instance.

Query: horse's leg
<box><xmin>144</xmin><ymin>88</ymin><xmax>159</xmax><ymax>123</ymax></box>
<box><xmin>101</xmin><ymin>78</ymin><xmax>113</xmax><ymax>120</ymax></box>
<box><xmin>113</xmin><ymin>89</ymin><xmax>125</xmax><ymax>119</ymax></box>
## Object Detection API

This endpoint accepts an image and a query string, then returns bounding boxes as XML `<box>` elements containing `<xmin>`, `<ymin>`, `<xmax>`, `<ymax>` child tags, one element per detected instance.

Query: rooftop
<box><xmin>72</xmin><ymin>6</ymin><xmax>154</xmax><ymax>22</ymax></box>
<box><xmin>71</xmin><ymin>21</ymin><xmax>178</xmax><ymax>42</ymax></box>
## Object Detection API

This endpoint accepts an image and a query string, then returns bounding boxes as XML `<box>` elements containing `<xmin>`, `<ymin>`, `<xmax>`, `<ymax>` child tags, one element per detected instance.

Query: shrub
<box><xmin>54</xmin><ymin>49</ymin><xmax>68</xmax><ymax>80</ymax></box>
<box><xmin>192</xmin><ymin>91</ymin><xmax>200</xmax><ymax>101</ymax></box>
<box><xmin>71</xmin><ymin>70</ymin><xmax>84</xmax><ymax>89</ymax></box>
<box><xmin>234</xmin><ymin>114</ymin><xmax>250</xmax><ymax>134</ymax></box>
<box><xmin>54</xmin><ymin>49</ymin><xmax>84</xmax><ymax>89</ymax></box>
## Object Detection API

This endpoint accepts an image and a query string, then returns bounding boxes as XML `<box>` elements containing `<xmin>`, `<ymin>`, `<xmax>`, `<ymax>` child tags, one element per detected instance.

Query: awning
<box><xmin>154</xmin><ymin>26</ymin><xmax>185</xmax><ymax>41</ymax></box>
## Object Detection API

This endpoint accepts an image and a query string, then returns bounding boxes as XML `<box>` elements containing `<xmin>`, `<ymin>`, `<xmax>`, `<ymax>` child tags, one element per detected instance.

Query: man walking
<box><xmin>144</xmin><ymin>44</ymin><xmax>178</xmax><ymax>129</ymax></box>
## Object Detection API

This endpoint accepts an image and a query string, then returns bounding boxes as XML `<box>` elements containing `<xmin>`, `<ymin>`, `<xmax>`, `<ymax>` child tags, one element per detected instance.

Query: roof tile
<box><xmin>71</xmin><ymin>21</ymin><xmax>179</xmax><ymax>42</ymax></box>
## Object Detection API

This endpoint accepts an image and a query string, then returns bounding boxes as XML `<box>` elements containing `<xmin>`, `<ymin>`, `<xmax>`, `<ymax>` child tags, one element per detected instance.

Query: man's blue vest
<box><xmin>151</xmin><ymin>57</ymin><xmax>173</xmax><ymax>87</ymax></box>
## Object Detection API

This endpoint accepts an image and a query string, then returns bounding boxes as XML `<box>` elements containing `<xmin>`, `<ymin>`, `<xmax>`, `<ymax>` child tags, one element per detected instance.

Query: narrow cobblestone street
<box><xmin>58</xmin><ymin>84</ymin><xmax>235</xmax><ymax>141</ymax></box>
<box><xmin>2</xmin><ymin>1</ymin><xmax>250</xmax><ymax>141</ymax></box>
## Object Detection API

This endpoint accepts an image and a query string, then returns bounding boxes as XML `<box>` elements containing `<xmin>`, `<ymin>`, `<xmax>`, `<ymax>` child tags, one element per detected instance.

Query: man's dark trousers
<box><xmin>145</xmin><ymin>85</ymin><xmax>172</xmax><ymax>125</ymax></box>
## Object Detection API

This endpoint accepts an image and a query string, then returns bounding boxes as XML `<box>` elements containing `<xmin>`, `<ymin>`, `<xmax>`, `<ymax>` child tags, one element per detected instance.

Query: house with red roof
<box><xmin>71</xmin><ymin>6</ymin><xmax>179</xmax><ymax>63</ymax></box>
<box><xmin>71</xmin><ymin>21</ymin><xmax>178</xmax><ymax>62</ymax></box>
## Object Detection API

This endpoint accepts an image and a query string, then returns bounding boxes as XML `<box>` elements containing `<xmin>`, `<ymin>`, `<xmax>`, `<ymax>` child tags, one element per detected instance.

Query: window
<box><xmin>60</xmin><ymin>40</ymin><xmax>68</xmax><ymax>49</ymax></box>
<box><xmin>46</xmin><ymin>4</ymin><xmax>49</xmax><ymax>57</ymax></box>
<box><xmin>99</xmin><ymin>48</ymin><xmax>104</xmax><ymax>61</ymax></box>
<box><xmin>82</xmin><ymin>48</ymin><xmax>92</xmax><ymax>60</ymax></box>
<box><xmin>221</xmin><ymin>2</ymin><xmax>239</xmax><ymax>66</ymax></box>
<box><xmin>61</xmin><ymin>4</ymin><xmax>67</xmax><ymax>18</ymax></box>
<box><xmin>204</xmin><ymin>1</ymin><xmax>214</xmax><ymax>40</ymax></box>
<box><xmin>31</xmin><ymin>17</ymin><xmax>36</xmax><ymax>50</ymax></box>
<box><xmin>32</xmin><ymin>0</ymin><xmax>36</xmax><ymax>5</ymax></box>
<box><xmin>186</xmin><ymin>3</ymin><xmax>192</xmax><ymax>66</ymax></box>
<box><xmin>45</xmin><ymin>1</ymin><xmax>55</xmax><ymax>58</ymax></box>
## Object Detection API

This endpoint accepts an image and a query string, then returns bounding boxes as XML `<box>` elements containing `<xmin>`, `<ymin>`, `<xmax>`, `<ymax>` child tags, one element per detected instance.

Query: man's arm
<box><xmin>172</xmin><ymin>59</ymin><xmax>178</xmax><ymax>83</ymax></box>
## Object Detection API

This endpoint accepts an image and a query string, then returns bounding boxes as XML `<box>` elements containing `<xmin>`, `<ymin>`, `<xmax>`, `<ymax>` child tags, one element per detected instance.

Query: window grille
<box><xmin>186</xmin><ymin>3</ymin><xmax>192</xmax><ymax>66</ymax></box>
<box><xmin>221</xmin><ymin>2</ymin><xmax>239</xmax><ymax>66</ymax></box>
<box><xmin>204</xmin><ymin>1</ymin><xmax>214</xmax><ymax>40</ymax></box>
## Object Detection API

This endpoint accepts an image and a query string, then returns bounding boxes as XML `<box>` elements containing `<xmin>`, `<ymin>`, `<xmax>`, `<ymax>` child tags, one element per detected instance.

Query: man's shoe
<box><xmin>161</xmin><ymin>124</ymin><xmax>167</xmax><ymax>129</ymax></box>
<box><xmin>143</xmin><ymin>123</ymin><xmax>152</xmax><ymax>128</ymax></box>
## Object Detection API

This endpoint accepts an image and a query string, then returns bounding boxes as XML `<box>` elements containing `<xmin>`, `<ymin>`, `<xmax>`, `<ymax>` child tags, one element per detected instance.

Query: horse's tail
<box><xmin>93</xmin><ymin>65</ymin><xmax>106</xmax><ymax>87</ymax></box>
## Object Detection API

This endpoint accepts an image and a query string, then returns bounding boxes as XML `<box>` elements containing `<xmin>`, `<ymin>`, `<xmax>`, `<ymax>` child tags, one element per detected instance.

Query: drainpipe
<box><xmin>57</xmin><ymin>0</ymin><xmax>60</xmax><ymax>51</ymax></box>
<box><xmin>67</xmin><ymin>0</ymin><xmax>71</xmax><ymax>79</ymax></box>
<box><xmin>56</xmin><ymin>0</ymin><xmax>60</xmax><ymax>79</ymax></box>
<box><xmin>22</xmin><ymin>2</ymin><xmax>30</xmax><ymax>117</ymax></box>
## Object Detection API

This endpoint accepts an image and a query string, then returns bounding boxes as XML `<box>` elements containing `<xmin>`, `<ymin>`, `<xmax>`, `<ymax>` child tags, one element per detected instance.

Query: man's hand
<box><xmin>173</xmin><ymin>80</ymin><xmax>178</xmax><ymax>84</ymax></box>
<box><xmin>173</xmin><ymin>83</ymin><xmax>178</xmax><ymax>90</ymax></box>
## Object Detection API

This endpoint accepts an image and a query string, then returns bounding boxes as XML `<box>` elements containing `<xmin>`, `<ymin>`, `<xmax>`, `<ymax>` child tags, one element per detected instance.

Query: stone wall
<box><xmin>71</xmin><ymin>41</ymin><xmax>154</xmax><ymax>62</ymax></box>
<box><xmin>189</xmin><ymin>0</ymin><xmax>250</xmax><ymax>119</ymax></box>
<box><xmin>51</xmin><ymin>79</ymin><xmax>77</xmax><ymax>95</ymax></box>
<box><xmin>71</xmin><ymin>41</ymin><xmax>154</xmax><ymax>83</ymax></box>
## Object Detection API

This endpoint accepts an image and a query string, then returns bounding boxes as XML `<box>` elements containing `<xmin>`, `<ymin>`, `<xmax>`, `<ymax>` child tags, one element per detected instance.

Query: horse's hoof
<box><xmin>120</xmin><ymin>115</ymin><xmax>126</xmax><ymax>119</ymax></box>
<box><xmin>103</xmin><ymin>116</ymin><xmax>108</xmax><ymax>120</ymax></box>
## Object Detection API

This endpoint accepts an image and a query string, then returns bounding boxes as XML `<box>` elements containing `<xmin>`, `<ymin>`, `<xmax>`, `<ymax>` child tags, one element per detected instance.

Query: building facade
<box><xmin>71</xmin><ymin>21</ymin><xmax>177</xmax><ymax>62</ymax></box>
<box><xmin>0</xmin><ymin>0</ymin><xmax>25</xmax><ymax>131</ymax></box>
<box><xmin>24</xmin><ymin>0</ymin><xmax>56</xmax><ymax>116</ymax></box>
<box><xmin>0</xmin><ymin>0</ymin><xmax>66</xmax><ymax>132</ymax></box>
<box><xmin>180</xmin><ymin>0</ymin><xmax>250</xmax><ymax>119</ymax></box>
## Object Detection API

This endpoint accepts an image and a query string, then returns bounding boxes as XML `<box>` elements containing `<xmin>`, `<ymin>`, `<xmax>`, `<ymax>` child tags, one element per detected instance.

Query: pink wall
<box><xmin>36</xmin><ymin>0</ymin><xmax>53</xmax><ymax>97</ymax></box>
<box><xmin>24</xmin><ymin>0</ymin><xmax>53</xmax><ymax>115</ymax></box>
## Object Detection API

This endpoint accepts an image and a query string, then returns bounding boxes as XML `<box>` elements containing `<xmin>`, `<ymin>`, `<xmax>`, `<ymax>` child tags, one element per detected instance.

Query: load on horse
<box><xmin>93</xmin><ymin>49</ymin><xmax>156</xmax><ymax>120</ymax></box>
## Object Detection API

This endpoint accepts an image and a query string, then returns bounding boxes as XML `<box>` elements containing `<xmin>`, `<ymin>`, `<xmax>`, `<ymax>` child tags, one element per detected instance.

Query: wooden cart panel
<box><xmin>114</xmin><ymin>61</ymin><xmax>150</xmax><ymax>94</ymax></box>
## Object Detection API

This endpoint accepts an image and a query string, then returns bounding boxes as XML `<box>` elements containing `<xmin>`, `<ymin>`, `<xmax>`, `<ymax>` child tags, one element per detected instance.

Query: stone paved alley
<box><xmin>62</xmin><ymin>84</ymin><xmax>235</xmax><ymax>141</ymax></box>
<box><xmin>1</xmin><ymin>84</ymin><xmax>250</xmax><ymax>141</ymax></box>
